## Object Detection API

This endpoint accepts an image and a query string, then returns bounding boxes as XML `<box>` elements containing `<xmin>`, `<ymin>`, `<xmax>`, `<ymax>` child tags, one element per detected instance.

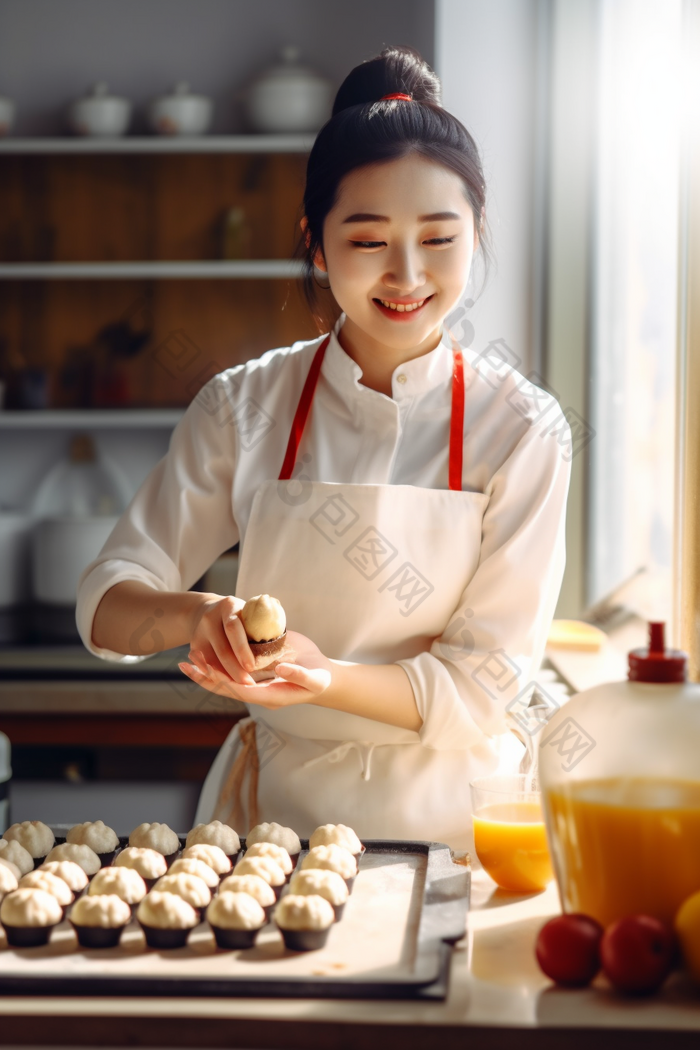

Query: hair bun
<box><xmin>332</xmin><ymin>45</ymin><xmax>441</xmax><ymax>117</ymax></box>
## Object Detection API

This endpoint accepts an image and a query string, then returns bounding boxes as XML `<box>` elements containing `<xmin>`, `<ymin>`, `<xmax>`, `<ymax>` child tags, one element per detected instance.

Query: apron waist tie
<box><xmin>213</xmin><ymin>718</ymin><xmax>260</xmax><ymax>830</ymax></box>
<box><xmin>301</xmin><ymin>741</ymin><xmax>377</xmax><ymax>781</ymax></box>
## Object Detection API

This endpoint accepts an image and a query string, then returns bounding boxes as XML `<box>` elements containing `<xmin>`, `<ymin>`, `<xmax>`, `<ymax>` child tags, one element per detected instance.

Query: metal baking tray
<box><xmin>0</xmin><ymin>838</ymin><xmax>470</xmax><ymax>1000</ymax></box>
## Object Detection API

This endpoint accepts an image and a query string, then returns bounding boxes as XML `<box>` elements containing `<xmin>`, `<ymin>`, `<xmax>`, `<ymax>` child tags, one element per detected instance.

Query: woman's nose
<box><xmin>383</xmin><ymin>247</ymin><xmax>425</xmax><ymax>291</ymax></box>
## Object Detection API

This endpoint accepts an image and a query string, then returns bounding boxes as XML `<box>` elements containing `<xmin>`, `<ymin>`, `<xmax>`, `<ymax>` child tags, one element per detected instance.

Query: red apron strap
<box><xmin>278</xmin><ymin>335</ymin><xmax>330</xmax><ymax>481</ymax></box>
<box><xmin>279</xmin><ymin>332</ymin><xmax>465</xmax><ymax>492</ymax></box>
<box><xmin>448</xmin><ymin>349</ymin><xmax>465</xmax><ymax>492</ymax></box>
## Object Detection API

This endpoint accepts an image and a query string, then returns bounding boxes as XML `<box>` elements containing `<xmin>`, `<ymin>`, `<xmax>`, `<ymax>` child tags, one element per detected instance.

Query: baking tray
<box><xmin>0</xmin><ymin>838</ymin><xmax>470</xmax><ymax>1000</ymax></box>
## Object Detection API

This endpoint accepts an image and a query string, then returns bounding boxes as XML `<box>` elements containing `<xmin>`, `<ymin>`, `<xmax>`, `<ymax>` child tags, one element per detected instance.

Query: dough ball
<box><xmin>240</xmin><ymin>595</ymin><xmax>286</xmax><ymax>642</ymax></box>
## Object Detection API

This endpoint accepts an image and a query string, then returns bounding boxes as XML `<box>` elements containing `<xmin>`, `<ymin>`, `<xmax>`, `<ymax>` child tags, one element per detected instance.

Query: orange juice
<box><xmin>545</xmin><ymin>777</ymin><xmax>700</xmax><ymax>927</ymax></box>
<box><xmin>473</xmin><ymin>800</ymin><xmax>554</xmax><ymax>892</ymax></box>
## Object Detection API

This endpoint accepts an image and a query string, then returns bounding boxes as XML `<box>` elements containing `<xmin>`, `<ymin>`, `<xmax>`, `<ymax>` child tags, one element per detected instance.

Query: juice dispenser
<box><xmin>538</xmin><ymin>622</ymin><xmax>700</xmax><ymax>927</ymax></box>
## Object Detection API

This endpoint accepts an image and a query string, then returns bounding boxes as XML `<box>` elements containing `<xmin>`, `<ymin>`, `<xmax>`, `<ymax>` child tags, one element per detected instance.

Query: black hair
<box><xmin>293</xmin><ymin>44</ymin><xmax>492</xmax><ymax>333</ymax></box>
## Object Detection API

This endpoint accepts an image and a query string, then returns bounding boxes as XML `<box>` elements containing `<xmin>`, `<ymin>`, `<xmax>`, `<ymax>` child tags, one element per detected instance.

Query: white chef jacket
<box><xmin>76</xmin><ymin>312</ymin><xmax>572</xmax><ymax>752</ymax></box>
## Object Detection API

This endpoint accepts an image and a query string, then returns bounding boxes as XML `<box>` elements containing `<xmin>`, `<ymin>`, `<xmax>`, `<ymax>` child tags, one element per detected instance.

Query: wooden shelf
<box><xmin>0</xmin><ymin>260</ymin><xmax>305</xmax><ymax>280</ymax></box>
<box><xmin>0</xmin><ymin>134</ymin><xmax>315</xmax><ymax>154</ymax></box>
<box><xmin>0</xmin><ymin>409</ymin><xmax>184</xmax><ymax>428</ymax></box>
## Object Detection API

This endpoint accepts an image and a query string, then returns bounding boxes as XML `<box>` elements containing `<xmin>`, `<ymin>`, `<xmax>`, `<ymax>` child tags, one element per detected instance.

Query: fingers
<box><xmin>196</xmin><ymin>625</ymin><xmax>255</xmax><ymax>686</ymax></box>
<box><xmin>221</xmin><ymin>613</ymin><xmax>255</xmax><ymax>673</ymax></box>
<box><xmin>272</xmin><ymin>663</ymin><xmax>329</xmax><ymax>695</ymax></box>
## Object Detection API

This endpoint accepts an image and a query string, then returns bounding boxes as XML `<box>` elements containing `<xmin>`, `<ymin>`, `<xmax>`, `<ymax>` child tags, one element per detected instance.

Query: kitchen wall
<box><xmin>0</xmin><ymin>0</ymin><xmax>434</xmax><ymax>135</ymax></box>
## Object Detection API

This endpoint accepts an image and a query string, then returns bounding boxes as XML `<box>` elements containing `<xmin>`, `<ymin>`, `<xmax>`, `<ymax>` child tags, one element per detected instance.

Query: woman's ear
<box><xmin>300</xmin><ymin>216</ymin><xmax>327</xmax><ymax>272</ymax></box>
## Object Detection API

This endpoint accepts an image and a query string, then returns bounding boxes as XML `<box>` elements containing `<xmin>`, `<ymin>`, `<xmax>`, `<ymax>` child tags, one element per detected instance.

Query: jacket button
<box><xmin>396</xmin><ymin>374</ymin><xmax>407</xmax><ymax>384</ymax></box>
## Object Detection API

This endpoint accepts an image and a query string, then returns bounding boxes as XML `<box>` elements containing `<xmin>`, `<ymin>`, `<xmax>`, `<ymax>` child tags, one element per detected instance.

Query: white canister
<box><xmin>67</xmin><ymin>82</ymin><xmax>132</xmax><ymax>137</ymax></box>
<box><xmin>244</xmin><ymin>46</ymin><xmax>333</xmax><ymax>134</ymax></box>
<box><xmin>31</xmin><ymin>515</ymin><xmax>120</xmax><ymax>606</ymax></box>
<box><xmin>0</xmin><ymin>512</ymin><xmax>31</xmax><ymax>607</ymax></box>
<box><xmin>147</xmin><ymin>81</ymin><xmax>213</xmax><ymax>135</ymax></box>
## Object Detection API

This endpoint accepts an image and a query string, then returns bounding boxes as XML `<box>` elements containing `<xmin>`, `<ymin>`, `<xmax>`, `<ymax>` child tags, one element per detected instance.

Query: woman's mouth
<box><xmin>372</xmin><ymin>294</ymin><xmax>435</xmax><ymax>319</ymax></box>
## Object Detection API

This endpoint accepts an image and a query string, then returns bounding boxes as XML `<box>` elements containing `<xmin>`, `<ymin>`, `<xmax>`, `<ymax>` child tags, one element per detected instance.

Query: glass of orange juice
<box><xmin>470</xmin><ymin>774</ymin><xmax>554</xmax><ymax>893</ymax></box>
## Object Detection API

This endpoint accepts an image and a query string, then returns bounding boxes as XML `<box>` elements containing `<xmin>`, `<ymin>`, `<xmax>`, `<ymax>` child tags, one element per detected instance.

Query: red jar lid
<box><xmin>628</xmin><ymin>621</ymin><xmax>687</xmax><ymax>683</ymax></box>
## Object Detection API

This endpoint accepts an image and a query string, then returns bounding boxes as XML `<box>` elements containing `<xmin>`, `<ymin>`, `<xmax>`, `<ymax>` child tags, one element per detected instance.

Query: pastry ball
<box><xmin>180</xmin><ymin>843</ymin><xmax>231</xmax><ymax>876</ymax></box>
<box><xmin>39</xmin><ymin>860</ymin><xmax>89</xmax><ymax>894</ymax></box>
<box><xmin>274</xmin><ymin>894</ymin><xmax>334</xmax><ymax>931</ymax></box>
<box><xmin>89</xmin><ymin>866</ymin><xmax>147</xmax><ymax>905</ymax></box>
<box><xmin>0</xmin><ymin>863</ymin><xmax>19</xmax><ymax>896</ymax></box>
<box><xmin>309</xmin><ymin>823</ymin><xmax>362</xmax><ymax>856</ymax></box>
<box><xmin>45</xmin><ymin>843</ymin><xmax>101</xmax><ymax>876</ymax></box>
<box><xmin>233</xmin><ymin>855</ymin><xmax>285</xmax><ymax>890</ymax></box>
<box><xmin>301</xmin><ymin>844</ymin><xmax>357</xmax><ymax>880</ymax></box>
<box><xmin>67</xmin><ymin>820</ymin><xmax>119</xmax><ymax>855</ymax></box>
<box><xmin>115</xmin><ymin>847</ymin><xmax>167</xmax><ymax>881</ymax></box>
<box><xmin>206</xmin><ymin>892</ymin><xmax>265</xmax><ymax>931</ymax></box>
<box><xmin>3</xmin><ymin>821</ymin><xmax>54</xmax><ymax>860</ymax></box>
<box><xmin>246</xmin><ymin>822</ymin><xmax>301</xmax><ymax>856</ymax></box>
<box><xmin>289</xmin><ymin>869</ymin><xmax>348</xmax><ymax>907</ymax></box>
<box><xmin>244</xmin><ymin>841</ymin><xmax>292</xmax><ymax>875</ymax></box>
<box><xmin>152</xmin><ymin>873</ymin><xmax>211</xmax><ymax>912</ymax></box>
<box><xmin>128</xmin><ymin>822</ymin><xmax>179</xmax><ymax>857</ymax></box>
<box><xmin>19</xmin><ymin>870</ymin><xmax>73</xmax><ymax>907</ymax></box>
<box><xmin>0</xmin><ymin>839</ymin><xmax>33</xmax><ymax>877</ymax></box>
<box><xmin>219</xmin><ymin>873</ymin><xmax>276</xmax><ymax>909</ymax></box>
<box><xmin>0</xmin><ymin>887</ymin><xmax>62</xmax><ymax>928</ymax></box>
<box><xmin>168</xmin><ymin>858</ymin><xmax>219</xmax><ymax>890</ymax></box>
<box><xmin>0</xmin><ymin>856</ymin><xmax>21</xmax><ymax>881</ymax></box>
<box><xmin>71</xmin><ymin>894</ymin><xmax>130</xmax><ymax>928</ymax></box>
<box><xmin>185</xmin><ymin>821</ymin><xmax>240</xmax><ymax>856</ymax></box>
<box><xmin>137</xmin><ymin>891</ymin><xmax>198</xmax><ymax>930</ymax></box>
<box><xmin>240</xmin><ymin>595</ymin><xmax>286</xmax><ymax>642</ymax></box>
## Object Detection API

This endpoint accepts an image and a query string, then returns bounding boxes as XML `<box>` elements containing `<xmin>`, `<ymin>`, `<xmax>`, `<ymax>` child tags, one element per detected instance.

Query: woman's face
<box><xmin>312</xmin><ymin>153</ymin><xmax>479</xmax><ymax>353</ymax></box>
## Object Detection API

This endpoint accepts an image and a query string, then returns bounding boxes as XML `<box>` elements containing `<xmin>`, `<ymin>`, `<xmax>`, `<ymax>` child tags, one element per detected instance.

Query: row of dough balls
<box><xmin>0</xmin><ymin>821</ymin><xmax>362</xmax><ymax>939</ymax></box>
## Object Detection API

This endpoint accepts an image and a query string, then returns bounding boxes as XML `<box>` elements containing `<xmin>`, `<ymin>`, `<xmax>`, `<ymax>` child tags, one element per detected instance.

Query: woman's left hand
<box><xmin>178</xmin><ymin>629</ymin><xmax>333</xmax><ymax>709</ymax></box>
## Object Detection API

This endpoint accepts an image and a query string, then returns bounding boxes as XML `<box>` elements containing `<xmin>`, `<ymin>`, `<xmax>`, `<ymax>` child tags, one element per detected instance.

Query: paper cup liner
<box><xmin>138</xmin><ymin>922</ymin><xmax>195</xmax><ymax>949</ymax></box>
<box><xmin>97</xmin><ymin>850</ymin><xmax>118</xmax><ymax>868</ymax></box>
<box><xmin>210</xmin><ymin>924</ymin><xmax>261</xmax><ymax>950</ymax></box>
<box><xmin>248</xmin><ymin>632</ymin><xmax>287</xmax><ymax>661</ymax></box>
<box><xmin>288</xmin><ymin>852</ymin><xmax>300</xmax><ymax>871</ymax></box>
<box><xmin>163</xmin><ymin>849</ymin><xmax>180</xmax><ymax>869</ymax></box>
<box><xmin>3</xmin><ymin>923</ymin><xmax>58</xmax><ymax>948</ymax></box>
<box><xmin>278</xmin><ymin>926</ymin><xmax>331</xmax><ymax>952</ymax></box>
<box><xmin>31</xmin><ymin>855</ymin><xmax>48</xmax><ymax>870</ymax></box>
<box><xmin>71</xmin><ymin>922</ymin><xmax>127</xmax><ymax>949</ymax></box>
<box><xmin>344</xmin><ymin>874</ymin><xmax>356</xmax><ymax>894</ymax></box>
<box><xmin>331</xmin><ymin>901</ymin><xmax>345</xmax><ymax>922</ymax></box>
<box><xmin>272</xmin><ymin>882</ymin><xmax>285</xmax><ymax>901</ymax></box>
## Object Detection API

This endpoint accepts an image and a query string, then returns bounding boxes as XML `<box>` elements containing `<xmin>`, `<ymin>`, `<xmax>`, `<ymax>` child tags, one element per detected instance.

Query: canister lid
<box><xmin>628</xmin><ymin>621</ymin><xmax>687</xmax><ymax>682</ymax></box>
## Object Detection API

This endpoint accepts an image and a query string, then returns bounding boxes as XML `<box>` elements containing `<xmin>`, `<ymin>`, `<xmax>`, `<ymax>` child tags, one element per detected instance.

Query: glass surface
<box><xmin>470</xmin><ymin>774</ymin><xmax>554</xmax><ymax>893</ymax></box>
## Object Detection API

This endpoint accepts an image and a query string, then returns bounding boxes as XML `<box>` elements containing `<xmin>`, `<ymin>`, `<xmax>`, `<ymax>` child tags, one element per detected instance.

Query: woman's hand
<box><xmin>178</xmin><ymin>629</ymin><xmax>334</xmax><ymax>710</ymax></box>
<box><xmin>187</xmin><ymin>593</ymin><xmax>258</xmax><ymax>687</ymax></box>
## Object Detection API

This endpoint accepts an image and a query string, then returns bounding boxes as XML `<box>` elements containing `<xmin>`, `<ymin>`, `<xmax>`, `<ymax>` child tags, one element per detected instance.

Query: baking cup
<box><xmin>70</xmin><ymin>922</ymin><xmax>127</xmax><ymax>949</ymax></box>
<box><xmin>344</xmin><ymin>874</ymin><xmax>356</xmax><ymax>894</ymax></box>
<box><xmin>31</xmin><ymin>855</ymin><xmax>48</xmax><ymax>870</ymax></box>
<box><xmin>278</xmin><ymin>926</ymin><xmax>331</xmax><ymax>952</ymax></box>
<box><xmin>210</xmin><ymin>924</ymin><xmax>261</xmax><ymax>950</ymax></box>
<box><xmin>2</xmin><ymin>923</ymin><xmax>58</xmax><ymax>948</ymax></box>
<box><xmin>97</xmin><ymin>850</ymin><xmax>118</xmax><ymax>868</ymax></box>
<box><xmin>288</xmin><ymin>852</ymin><xmax>300</xmax><ymax>871</ymax></box>
<box><xmin>138</xmin><ymin>922</ymin><xmax>196</xmax><ymax>949</ymax></box>
<box><xmin>331</xmin><ymin>901</ymin><xmax>345</xmax><ymax>922</ymax></box>
<box><xmin>248</xmin><ymin>631</ymin><xmax>287</xmax><ymax>661</ymax></box>
<box><xmin>271</xmin><ymin>882</ymin><xmax>285</xmax><ymax>901</ymax></box>
<box><xmin>163</xmin><ymin>849</ymin><xmax>180</xmax><ymax>869</ymax></box>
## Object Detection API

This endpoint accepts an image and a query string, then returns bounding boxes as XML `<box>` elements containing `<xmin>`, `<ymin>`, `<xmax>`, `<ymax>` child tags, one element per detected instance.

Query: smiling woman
<box><xmin>79</xmin><ymin>45</ymin><xmax>571</xmax><ymax>852</ymax></box>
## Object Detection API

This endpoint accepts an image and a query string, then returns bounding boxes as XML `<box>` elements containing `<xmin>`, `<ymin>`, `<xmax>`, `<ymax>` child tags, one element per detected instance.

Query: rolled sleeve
<box><xmin>397</xmin><ymin>412</ymin><xmax>571</xmax><ymax>751</ymax></box>
<box><xmin>76</xmin><ymin>374</ymin><xmax>241</xmax><ymax>662</ymax></box>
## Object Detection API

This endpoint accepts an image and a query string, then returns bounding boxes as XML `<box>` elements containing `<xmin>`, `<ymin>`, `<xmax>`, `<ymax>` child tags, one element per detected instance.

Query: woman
<box><xmin>78</xmin><ymin>46</ymin><xmax>571</xmax><ymax>851</ymax></box>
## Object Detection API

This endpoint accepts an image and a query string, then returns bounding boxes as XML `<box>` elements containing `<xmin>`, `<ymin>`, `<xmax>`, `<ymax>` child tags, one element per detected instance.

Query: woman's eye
<box><xmin>349</xmin><ymin>237</ymin><xmax>457</xmax><ymax>249</ymax></box>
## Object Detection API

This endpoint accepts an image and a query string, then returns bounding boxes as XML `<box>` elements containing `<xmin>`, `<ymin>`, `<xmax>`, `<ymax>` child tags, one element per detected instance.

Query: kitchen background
<box><xmin>0</xmin><ymin>0</ymin><xmax>696</xmax><ymax>831</ymax></box>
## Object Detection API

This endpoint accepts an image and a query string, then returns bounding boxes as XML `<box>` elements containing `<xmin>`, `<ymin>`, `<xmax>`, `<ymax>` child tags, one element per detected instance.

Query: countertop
<box><xmin>0</xmin><ymin>867</ymin><xmax>698</xmax><ymax>1048</ymax></box>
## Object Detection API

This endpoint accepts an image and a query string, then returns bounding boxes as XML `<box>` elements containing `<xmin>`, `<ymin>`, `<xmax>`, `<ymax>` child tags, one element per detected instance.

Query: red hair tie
<box><xmin>380</xmin><ymin>92</ymin><xmax>413</xmax><ymax>101</ymax></box>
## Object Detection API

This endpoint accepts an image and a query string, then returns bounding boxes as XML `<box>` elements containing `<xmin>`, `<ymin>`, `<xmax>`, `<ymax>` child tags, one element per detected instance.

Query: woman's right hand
<box><xmin>187</xmin><ymin>594</ymin><xmax>257</xmax><ymax>687</ymax></box>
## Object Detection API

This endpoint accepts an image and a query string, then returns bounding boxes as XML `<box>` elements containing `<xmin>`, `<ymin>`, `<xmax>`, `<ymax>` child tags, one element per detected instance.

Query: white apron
<box><xmin>195</xmin><ymin>331</ymin><xmax>504</xmax><ymax>851</ymax></box>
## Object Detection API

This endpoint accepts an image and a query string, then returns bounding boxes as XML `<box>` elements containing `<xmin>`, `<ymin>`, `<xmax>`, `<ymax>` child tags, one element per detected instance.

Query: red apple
<box><xmin>535</xmin><ymin>914</ymin><xmax>604</xmax><ymax>986</ymax></box>
<box><xmin>600</xmin><ymin>914</ymin><xmax>676</xmax><ymax>995</ymax></box>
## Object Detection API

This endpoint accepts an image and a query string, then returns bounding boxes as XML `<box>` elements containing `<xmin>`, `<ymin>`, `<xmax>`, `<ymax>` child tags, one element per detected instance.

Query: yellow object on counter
<box><xmin>546</xmin><ymin>619</ymin><xmax>606</xmax><ymax>651</ymax></box>
<box><xmin>675</xmin><ymin>889</ymin><xmax>700</xmax><ymax>982</ymax></box>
